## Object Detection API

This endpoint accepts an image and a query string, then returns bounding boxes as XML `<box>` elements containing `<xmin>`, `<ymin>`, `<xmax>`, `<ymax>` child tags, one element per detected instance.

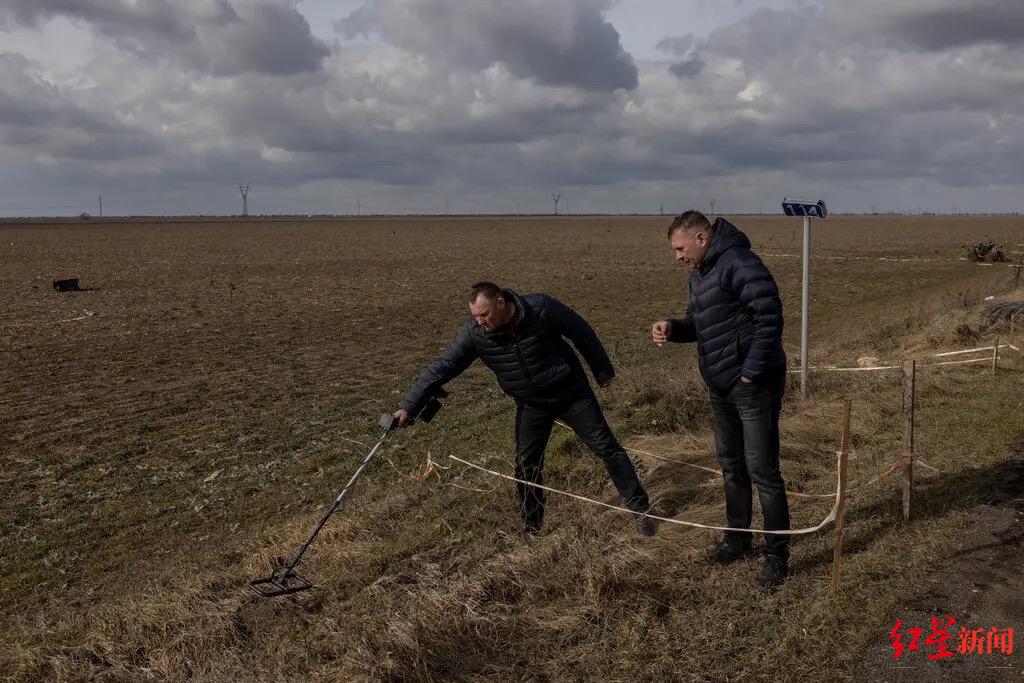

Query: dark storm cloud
<box><xmin>656</xmin><ymin>33</ymin><xmax>705</xmax><ymax>79</ymax></box>
<box><xmin>831</xmin><ymin>0</ymin><xmax>1024</xmax><ymax>50</ymax></box>
<box><xmin>668</xmin><ymin>58</ymin><xmax>705</xmax><ymax>79</ymax></box>
<box><xmin>339</xmin><ymin>0</ymin><xmax>638</xmax><ymax>92</ymax></box>
<box><xmin>2</xmin><ymin>0</ymin><xmax>1024</xmax><ymax>215</ymax></box>
<box><xmin>0</xmin><ymin>0</ymin><xmax>221</xmax><ymax>40</ymax></box>
<box><xmin>0</xmin><ymin>53</ymin><xmax>163</xmax><ymax>160</ymax></box>
<box><xmin>643</xmin><ymin>5</ymin><xmax>1024</xmax><ymax>193</ymax></box>
<box><xmin>0</xmin><ymin>0</ymin><xmax>328</xmax><ymax>75</ymax></box>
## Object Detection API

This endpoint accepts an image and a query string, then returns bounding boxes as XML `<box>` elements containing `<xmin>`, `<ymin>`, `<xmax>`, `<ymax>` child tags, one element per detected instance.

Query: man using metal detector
<box><xmin>396</xmin><ymin>281</ymin><xmax>654</xmax><ymax>537</ymax></box>
<box><xmin>651</xmin><ymin>210</ymin><xmax>790</xmax><ymax>589</ymax></box>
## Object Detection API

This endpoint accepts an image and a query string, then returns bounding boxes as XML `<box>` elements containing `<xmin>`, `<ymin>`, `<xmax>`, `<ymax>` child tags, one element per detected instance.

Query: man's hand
<box><xmin>740</xmin><ymin>377</ymin><xmax>752</xmax><ymax>384</ymax></box>
<box><xmin>651</xmin><ymin>320</ymin><xmax>672</xmax><ymax>347</ymax></box>
<box><xmin>394</xmin><ymin>409</ymin><xmax>410</xmax><ymax>426</ymax></box>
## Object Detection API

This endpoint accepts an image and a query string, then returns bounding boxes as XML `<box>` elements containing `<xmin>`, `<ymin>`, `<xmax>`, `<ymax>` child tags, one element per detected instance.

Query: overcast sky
<box><xmin>1</xmin><ymin>0</ymin><xmax>1022</xmax><ymax>216</ymax></box>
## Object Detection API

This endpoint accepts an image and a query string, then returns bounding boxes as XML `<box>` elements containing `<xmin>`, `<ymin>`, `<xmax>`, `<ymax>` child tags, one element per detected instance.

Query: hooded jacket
<box><xmin>668</xmin><ymin>217</ymin><xmax>786</xmax><ymax>392</ymax></box>
<box><xmin>400</xmin><ymin>290</ymin><xmax>614</xmax><ymax>414</ymax></box>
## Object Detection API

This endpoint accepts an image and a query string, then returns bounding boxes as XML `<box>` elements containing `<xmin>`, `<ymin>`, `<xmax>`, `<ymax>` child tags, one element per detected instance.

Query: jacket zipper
<box><xmin>513</xmin><ymin>336</ymin><xmax>538</xmax><ymax>387</ymax></box>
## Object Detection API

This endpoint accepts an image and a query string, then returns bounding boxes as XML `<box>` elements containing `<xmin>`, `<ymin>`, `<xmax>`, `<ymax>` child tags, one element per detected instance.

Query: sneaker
<box><xmin>634</xmin><ymin>514</ymin><xmax>656</xmax><ymax>538</ymax></box>
<box><xmin>756</xmin><ymin>556</ymin><xmax>789</xmax><ymax>590</ymax></box>
<box><xmin>710</xmin><ymin>539</ymin><xmax>755</xmax><ymax>565</ymax></box>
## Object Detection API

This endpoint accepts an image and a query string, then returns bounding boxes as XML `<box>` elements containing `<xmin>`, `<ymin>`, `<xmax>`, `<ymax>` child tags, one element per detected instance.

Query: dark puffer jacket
<box><xmin>400</xmin><ymin>290</ymin><xmax>614</xmax><ymax>414</ymax></box>
<box><xmin>668</xmin><ymin>218</ymin><xmax>786</xmax><ymax>392</ymax></box>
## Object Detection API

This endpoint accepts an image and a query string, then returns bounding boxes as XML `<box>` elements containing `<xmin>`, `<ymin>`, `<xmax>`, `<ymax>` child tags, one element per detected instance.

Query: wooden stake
<box><xmin>902</xmin><ymin>360</ymin><xmax>915</xmax><ymax>522</ymax></box>
<box><xmin>832</xmin><ymin>398</ymin><xmax>852</xmax><ymax>594</ymax></box>
<box><xmin>992</xmin><ymin>337</ymin><xmax>999</xmax><ymax>375</ymax></box>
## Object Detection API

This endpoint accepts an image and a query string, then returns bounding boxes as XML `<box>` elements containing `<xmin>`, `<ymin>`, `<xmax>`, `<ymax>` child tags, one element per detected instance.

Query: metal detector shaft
<box><xmin>278</xmin><ymin>424</ymin><xmax>393</xmax><ymax>575</ymax></box>
<box><xmin>249</xmin><ymin>390</ymin><xmax>446</xmax><ymax>597</ymax></box>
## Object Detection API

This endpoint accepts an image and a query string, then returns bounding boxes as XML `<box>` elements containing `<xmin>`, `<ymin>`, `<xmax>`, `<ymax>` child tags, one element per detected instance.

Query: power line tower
<box><xmin>708</xmin><ymin>197</ymin><xmax>717</xmax><ymax>214</ymax></box>
<box><xmin>552</xmin><ymin>192</ymin><xmax>561</xmax><ymax>215</ymax></box>
<box><xmin>239</xmin><ymin>184</ymin><xmax>250</xmax><ymax>217</ymax></box>
<box><xmin>98</xmin><ymin>194</ymin><xmax>103</xmax><ymax>217</ymax></box>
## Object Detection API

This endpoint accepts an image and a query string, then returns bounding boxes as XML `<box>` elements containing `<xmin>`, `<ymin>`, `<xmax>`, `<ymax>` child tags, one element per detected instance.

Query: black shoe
<box><xmin>710</xmin><ymin>539</ymin><xmax>755</xmax><ymax>565</ymax></box>
<box><xmin>756</xmin><ymin>556</ymin><xmax>789</xmax><ymax>590</ymax></box>
<box><xmin>634</xmin><ymin>514</ymin><xmax>656</xmax><ymax>538</ymax></box>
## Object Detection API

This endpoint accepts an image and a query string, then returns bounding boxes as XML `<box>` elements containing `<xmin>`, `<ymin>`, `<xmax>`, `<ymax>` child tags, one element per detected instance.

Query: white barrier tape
<box><xmin>561</xmin><ymin>422</ymin><xmax>906</xmax><ymax>499</ymax></box>
<box><xmin>789</xmin><ymin>354</ymin><xmax>1006</xmax><ymax>374</ymax></box>
<box><xmin>912</xmin><ymin>456</ymin><xmax>939</xmax><ymax>473</ymax></box>
<box><xmin>626</xmin><ymin>446</ymin><xmax>722</xmax><ymax>476</ymax></box>
<box><xmin>787</xmin><ymin>365</ymin><xmax>899</xmax><ymax>373</ymax></box>
<box><xmin>448</xmin><ymin>454</ymin><xmax>837</xmax><ymax>535</ymax></box>
<box><xmin>761</xmin><ymin>253</ymin><xmax>944</xmax><ymax>263</ymax></box>
<box><xmin>631</xmin><ymin>446</ymin><xmax>919</xmax><ymax>499</ymax></box>
<box><xmin>381</xmin><ymin>450</ymin><xmax>497</xmax><ymax>494</ymax></box>
<box><xmin>933</xmin><ymin>344</ymin><xmax>1016</xmax><ymax>357</ymax></box>
<box><xmin>931</xmin><ymin>357</ymin><xmax>990</xmax><ymax>367</ymax></box>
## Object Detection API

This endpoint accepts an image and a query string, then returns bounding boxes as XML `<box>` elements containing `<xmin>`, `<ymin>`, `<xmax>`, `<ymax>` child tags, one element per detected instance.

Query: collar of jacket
<box><xmin>698</xmin><ymin>217</ymin><xmax>751</xmax><ymax>273</ymax></box>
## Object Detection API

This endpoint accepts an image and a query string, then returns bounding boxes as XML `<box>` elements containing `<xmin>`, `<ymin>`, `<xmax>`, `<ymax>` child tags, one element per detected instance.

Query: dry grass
<box><xmin>1</xmin><ymin>215</ymin><xmax>1022</xmax><ymax>680</ymax></box>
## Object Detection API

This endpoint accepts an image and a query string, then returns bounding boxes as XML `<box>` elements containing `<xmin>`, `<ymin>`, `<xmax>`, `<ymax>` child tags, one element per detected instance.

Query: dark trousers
<box><xmin>514</xmin><ymin>390</ymin><xmax>649</xmax><ymax>531</ymax></box>
<box><xmin>710</xmin><ymin>375</ymin><xmax>791</xmax><ymax>559</ymax></box>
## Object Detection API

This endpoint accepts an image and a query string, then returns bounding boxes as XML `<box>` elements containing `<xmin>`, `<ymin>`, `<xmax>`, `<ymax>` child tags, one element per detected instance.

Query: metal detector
<box><xmin>248</xmin><ymin>389</ymin><xmax>447</xmax><ymax>598</ymax></box>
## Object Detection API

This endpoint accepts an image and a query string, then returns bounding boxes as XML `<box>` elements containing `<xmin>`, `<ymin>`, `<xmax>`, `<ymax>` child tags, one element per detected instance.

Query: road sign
<box><xmin>782</xmin><ymin>198</ymin><xmax>828</xmax><ymax>219</ymax></box>
<box><xmin>782</xmin><ymin>197</ymin><xmax>828</xmax><ymax>397</ymax></box>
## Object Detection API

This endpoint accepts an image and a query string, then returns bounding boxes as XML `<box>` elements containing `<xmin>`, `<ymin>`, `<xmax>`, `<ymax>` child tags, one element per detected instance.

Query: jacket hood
<box><xmin>701</xmin><ymin>217</ymin><xmax>750</xmax><ymax>268</ymax></box>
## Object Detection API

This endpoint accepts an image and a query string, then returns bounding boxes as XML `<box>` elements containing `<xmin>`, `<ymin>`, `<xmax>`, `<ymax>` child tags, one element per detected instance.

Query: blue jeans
<box><xmin>710</xmin><ymin>373</ymin><xmax>790</xmax><ymax>559</ymax></box>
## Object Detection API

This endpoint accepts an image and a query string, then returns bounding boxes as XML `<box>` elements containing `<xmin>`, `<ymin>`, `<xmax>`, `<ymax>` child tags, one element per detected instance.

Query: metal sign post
<box><xmin>782</xmin><ymin>198</ymin><xmax>828</xmax><ymax>397</ymax></box>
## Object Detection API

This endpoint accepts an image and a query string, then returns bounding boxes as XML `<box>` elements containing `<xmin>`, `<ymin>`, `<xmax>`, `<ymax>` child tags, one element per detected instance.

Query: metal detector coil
<box><xmin>249</xmin><ymin>567</ymin><xmax>313</xmax><ymax>597</ymax></box>
<box><xmin>248</xmin><ymin>386</ymin><xmax>448</xmax><ymax>598</ymax></box>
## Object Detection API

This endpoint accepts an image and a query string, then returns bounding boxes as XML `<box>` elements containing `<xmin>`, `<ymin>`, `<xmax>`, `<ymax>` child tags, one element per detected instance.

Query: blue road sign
<box><xmin>782</xmin><ymin>198</ymin><xmax>828</xmax><ymax>219</ymax></box>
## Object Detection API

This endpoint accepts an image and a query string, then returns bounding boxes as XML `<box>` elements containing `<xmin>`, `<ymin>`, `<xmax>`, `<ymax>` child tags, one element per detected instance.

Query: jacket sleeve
<box><xmin>730</xmin><ymin>252</ymin><xmax>783</xmax><ymax>381</ymax></box>
<box><xmin>667</xmin><ymin>310</ymin><xmax>697</xmax><ymax>343</ymax></box>
<box><xmin>546</xmin><ymin>296</ymin><xmax>615</xmax><ymax>383</ymax></box>
<box><xmin>399</xmin><ymin>320</ymin><xmax>477</xmax><ymax>414</ymax></box>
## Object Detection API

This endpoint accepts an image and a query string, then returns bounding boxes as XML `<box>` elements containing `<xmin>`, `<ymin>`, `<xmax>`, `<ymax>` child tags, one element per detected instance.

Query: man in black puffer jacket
<box><xmin>651</xmin><ymin>211</ymin><xmax>791</xmax><ymax>589</ymax></box>
<box><xmin>396</xmin><ymin>281</ymin><xmax>653</xmax><ymax>537</ymax></box>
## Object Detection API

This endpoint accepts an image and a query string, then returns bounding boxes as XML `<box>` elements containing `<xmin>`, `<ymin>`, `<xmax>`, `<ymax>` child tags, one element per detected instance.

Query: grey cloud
<box><xmin>0</xmin><ymin>53</ymin><xmax>163</xmax><ymax>160</ymax></box>
<box><xmin>3</xmin><ymin>1</ymin><xmax>1024</xmax><ymax>215</ymax></box>
<box><xmin>655</xmin><ymin>34</ymin><xmax>697</xmax><ymax>56</ymax></box>
<box><xmin>338</xmin><ymin>0</ymin><xmax>638</xmax><ymax>92</ymax></box>
<box><xmin>0</xmin><ymin>0</ymin><xmax>328</xmax><ymax>75</ymax></box>
<box><xmin>0</xmin><ymin>0</ymin><xmax>233</xmax><ymax>43</ymax></box>
<box><xmin>829</xmin><ymin>0</ymin><xmax>1024</xmax><ymax>50</ymax></box>
<box><xmin>656</xmin><ymin>33</ymin><xmax>705</xmax><ymax>79</ymax></box>
<box><xmin>635</xmin><ymin>5</ymin><xmax>1024</xmax><ymax>192</ymax></box>
<box><xmin>668</xmin><ymin>57</ymin><xmax>704</xmax><ymax>79</ymax></box>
